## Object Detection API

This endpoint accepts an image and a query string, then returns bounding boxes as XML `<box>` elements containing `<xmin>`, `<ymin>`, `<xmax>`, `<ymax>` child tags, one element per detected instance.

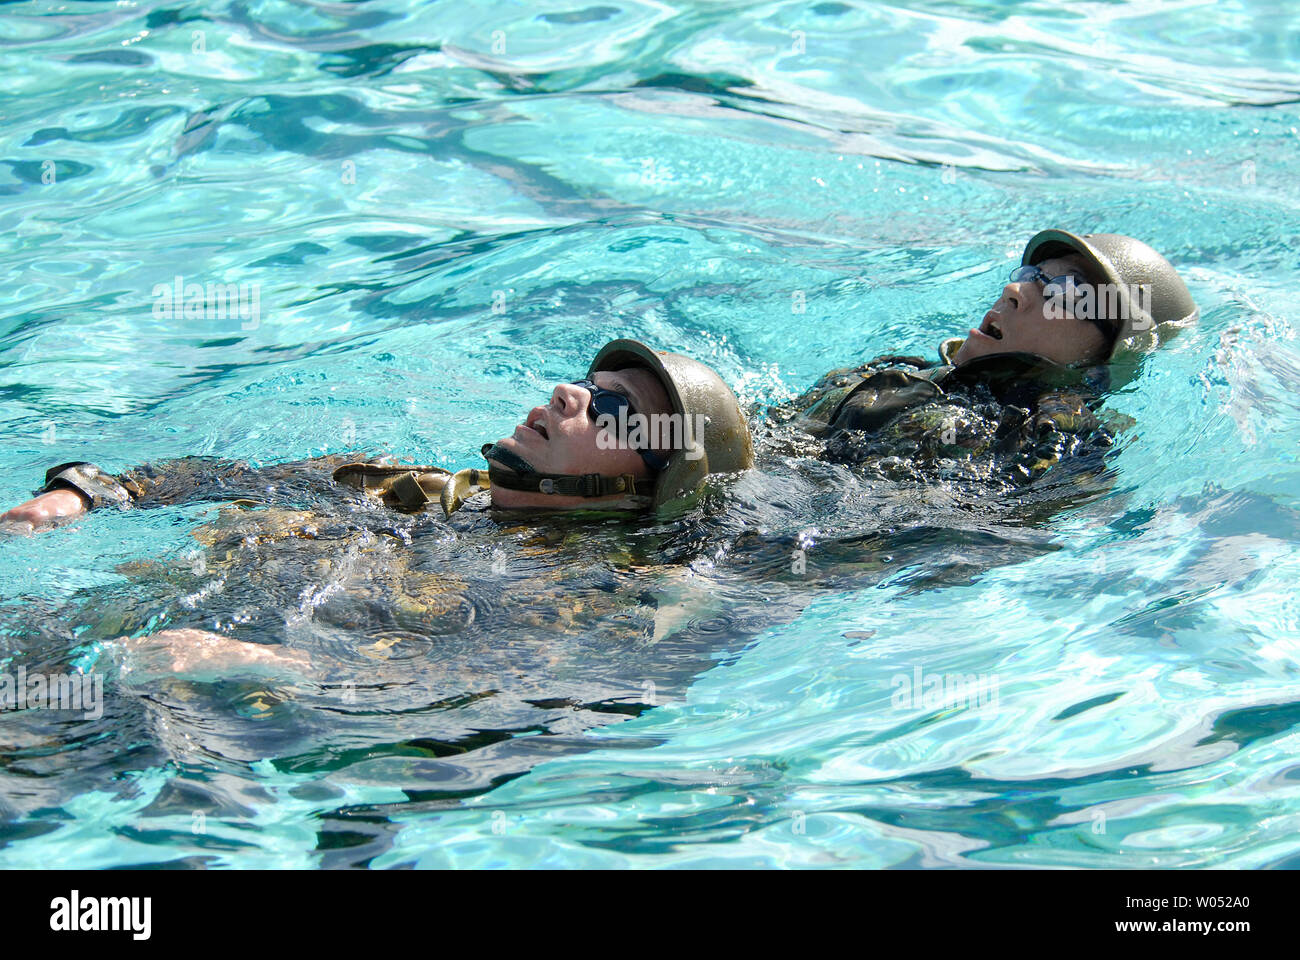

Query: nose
<box><xmin>551</xmin><ymin>381</ymin><xmax>589</xmax><ymax>419</ymax></box>
<box><xmin>1002</xmin><ymin>279</ymin><xmax>1043</xmax><ymax>312</ymax></box>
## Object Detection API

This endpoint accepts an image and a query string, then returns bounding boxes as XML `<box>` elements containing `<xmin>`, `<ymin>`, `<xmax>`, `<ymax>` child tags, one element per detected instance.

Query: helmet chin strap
<box><xmin>480</xmin><ymin>442</ymin><xmax>536</xmax><ymax>477</ymax></box>
<box><xmin>479</xmin><ymin>442</ymin><xmax>654</xmax><ymax>500</ymax></box>
<box><xmin>441</xmin><ymin>443</ymin><xmax>657</xmax><ymax>517</ymax></box>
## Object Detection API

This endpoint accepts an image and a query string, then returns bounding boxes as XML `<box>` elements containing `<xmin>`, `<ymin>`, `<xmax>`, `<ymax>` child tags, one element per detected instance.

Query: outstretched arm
<box><xmin>1</xmin><ymin>450</ymin><xmax>408</xmax><ymax>535</ymax></box>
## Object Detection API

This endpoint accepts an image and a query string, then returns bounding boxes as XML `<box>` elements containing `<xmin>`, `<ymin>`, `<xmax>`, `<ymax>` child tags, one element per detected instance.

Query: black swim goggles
<box><xmin>570</xmin><ymin>379</ymin><xmax>668</xmax><ymax>473</ymax></box>
<box><xmin>1009</xmin><ymin>265</ymin><xmax>1118</xmax><ymax>340</ymax></box>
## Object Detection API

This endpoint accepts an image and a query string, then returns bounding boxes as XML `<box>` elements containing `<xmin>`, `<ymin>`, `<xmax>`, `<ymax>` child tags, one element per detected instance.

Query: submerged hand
<box><xmin>0</xmin><ymin>489</ymin><xmax>90</xmax><ymax>535</ymax></box>
<box><xmin>113</xmin><ymin>628</ymin><xmax>312</xmax><ymax>683</ymax></box>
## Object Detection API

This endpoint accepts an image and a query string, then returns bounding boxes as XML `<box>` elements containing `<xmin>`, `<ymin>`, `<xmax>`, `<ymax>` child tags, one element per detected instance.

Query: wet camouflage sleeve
<box><xmin>38</xmin><ymin>453</ymin><xmax>382</xmax><ymax>511</ymax></box>
<box><xmin>1015</xmin><ymin>389</ymin><xmax>1108</xmax><ymax>479</ymax></box>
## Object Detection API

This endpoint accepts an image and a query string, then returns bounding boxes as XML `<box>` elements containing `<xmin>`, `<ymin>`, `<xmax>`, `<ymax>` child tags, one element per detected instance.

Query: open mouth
<box><xmin>979</xmin><ymin>313</ymin><xmax>1004</xmax><ymax>340</ymax></box>
<box><xmin>525</xmin><ymin>409</ymin><xmax>549</xmax><ymax>440</ymax></box>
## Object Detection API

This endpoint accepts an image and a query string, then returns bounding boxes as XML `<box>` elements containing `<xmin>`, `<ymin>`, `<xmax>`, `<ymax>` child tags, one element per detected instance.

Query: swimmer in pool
<box><xmin>0</xmin><ymin>340</ymin><xmax>754</xmax><ymax>674</ymax></box>
<box><xmin>0</xmin><ymin>231</ymin><xmax>1197</xmax><ymax>684</ymax></box>
<box><xmin>3</xmin><ymin>339</ymin><xmax>754</xmax><ymax>529</ymax></box>
<box><xmin>764</xmin><ymin>229</ymin><xmax>1198</xmax><ymax>493</ymax></box>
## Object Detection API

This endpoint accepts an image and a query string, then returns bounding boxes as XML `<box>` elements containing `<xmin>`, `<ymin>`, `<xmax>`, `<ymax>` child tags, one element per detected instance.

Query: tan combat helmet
<box><xmin>1022</xmin><ymin>229</ymin><xmax>1199</xmax><ymax>380</ymax></box>
<box><xmin>588</xmin><ymin>339</ymin><xmax>755</xmax><ymax>511</ymax></box>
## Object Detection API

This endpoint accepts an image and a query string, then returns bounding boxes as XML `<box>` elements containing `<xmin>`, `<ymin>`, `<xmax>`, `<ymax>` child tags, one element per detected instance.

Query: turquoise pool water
<box><xmin>2</xmin><ymin>0</ymin><xmax>1299</xmax><ymax>868</ymax></box>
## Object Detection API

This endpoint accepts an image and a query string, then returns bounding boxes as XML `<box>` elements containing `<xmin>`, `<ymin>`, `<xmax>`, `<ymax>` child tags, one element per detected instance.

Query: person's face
<box><xmin>488</xmin><ymin>367</ymin><xmax>673</xmax><ymax>510</ymax></box>
<box><xmin>953</xmin><ymin>252</ymin><xmax>1112</xmax><ymax>367</ymax></box>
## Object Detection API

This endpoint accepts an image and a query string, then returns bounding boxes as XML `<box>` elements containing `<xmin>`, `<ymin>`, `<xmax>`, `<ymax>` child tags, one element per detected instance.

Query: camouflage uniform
<box><xmin>31</xmin><ymin>336</ymin><xmax>1121</xmax><ymax>650</ymax></box>
<box><xmin>36</xmin><ymin>451</ymin><xmax>444</xmax><ymax>514</ymax></box>
<box><xmin>764</xmin><ymin>337</ymin><xmax>1121</xmax><ymax>495</ymax></box>
<box><xmin>32</xmin><ymin>447</ymin><xmax>678</xmax><ymax>664</ymax></box>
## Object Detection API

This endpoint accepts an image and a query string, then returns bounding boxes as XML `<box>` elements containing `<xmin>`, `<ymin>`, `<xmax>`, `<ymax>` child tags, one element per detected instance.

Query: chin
<box><xmin>493</xmin><ymin>435</ymin><xmax>537</xmax><ymax>462</ymax></box>
<box><xmin>954</xmin><ymin>341</ymin><xmax>991</xmax><ymax>365</ymax></box>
